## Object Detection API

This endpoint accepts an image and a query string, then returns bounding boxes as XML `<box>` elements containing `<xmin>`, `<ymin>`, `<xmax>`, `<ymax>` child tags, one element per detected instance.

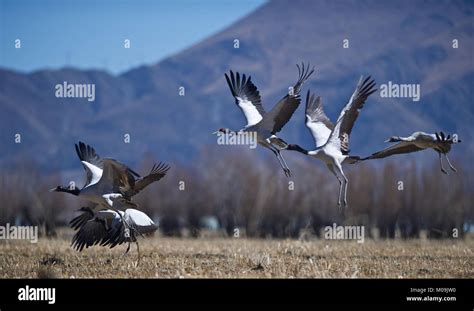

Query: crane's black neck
<box><xmin>219</xmin><ymin>128</ymin><xmax>238</xmax><ymax>135</ymax></box>
<box><xmin>287</xmin><ymin>144</ymin><xmax>310</xmax><ymax>155</ymax></box>
<box><xmin>56</xmin><ymin>186</ymin><xmax>80</xmax><ymax>196</ymax></box>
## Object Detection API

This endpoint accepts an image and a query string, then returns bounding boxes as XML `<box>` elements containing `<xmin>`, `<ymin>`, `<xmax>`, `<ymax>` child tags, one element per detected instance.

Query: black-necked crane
<box><xmin>51</xmin><ymin>142</ymin><xmax>169</xmax><ymax>209</ymax></box>
<box><xmin>51</xmin><ymin>141</ymin><xmax>169</xmax><ymax>261</ymax></box>
<box><xmin>287</xmin><ymin>76</ymin><xmax>377</xmax><ymax>208</ymax></box>
<box><xmin>361</xmin><ymin>131</ymin><xmax>461</xmax><ymax>174</ymax></box>
<box><xmin>214</xmin><ymin>63</ymin><xmax>315</xmax><ymax>177</ymax></box>
<box><xmin>69</xmin><ymin>206</ymin><xmax>157</xmax><ymax>264</ymax></box>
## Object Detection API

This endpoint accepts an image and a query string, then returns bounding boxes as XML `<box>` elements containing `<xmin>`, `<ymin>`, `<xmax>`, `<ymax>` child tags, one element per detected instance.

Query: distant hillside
<box><xmin>1</xmin><ymin>0</ymin><xmax>473</xmax><ymax>172</ymax></box>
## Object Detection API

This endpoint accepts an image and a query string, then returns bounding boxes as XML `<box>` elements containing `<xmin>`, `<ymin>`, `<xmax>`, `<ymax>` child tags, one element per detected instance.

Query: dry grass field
<box><xmin>0</xmin><ymin>232</ymin><xmax>472</xmax><ymax>278</ymax></box>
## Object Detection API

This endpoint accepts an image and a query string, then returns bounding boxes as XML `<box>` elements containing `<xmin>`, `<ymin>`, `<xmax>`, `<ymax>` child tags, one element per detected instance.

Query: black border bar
<box><xmin>0</xmin><ymin>279</ymin><xmax>471</xmax><ymax>306</ymax></box>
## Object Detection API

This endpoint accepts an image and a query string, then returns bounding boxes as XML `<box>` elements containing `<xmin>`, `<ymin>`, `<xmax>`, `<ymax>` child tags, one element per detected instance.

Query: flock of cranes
<box><xmin>52</xmin><ymin>62</ymin><xmax>461</xmax><ymax>257</ymax></box>
<box><xmin>216</xmin><ymin>63</ymin><xmax>461</xmax><ymax>208</ymax></box>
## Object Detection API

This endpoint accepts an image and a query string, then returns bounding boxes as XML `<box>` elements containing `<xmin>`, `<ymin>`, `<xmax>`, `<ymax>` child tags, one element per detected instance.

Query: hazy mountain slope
<box><xmin>1</xmin><ymin>0</ymin><xmax>472</xmax><ymax>171</ymax></box>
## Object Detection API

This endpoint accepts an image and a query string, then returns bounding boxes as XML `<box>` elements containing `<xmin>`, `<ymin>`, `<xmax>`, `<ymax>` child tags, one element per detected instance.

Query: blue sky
<box><xmin>0</xmin><ymin>0</ymin><xmax>265</xmax><ymax>74</ymax></box>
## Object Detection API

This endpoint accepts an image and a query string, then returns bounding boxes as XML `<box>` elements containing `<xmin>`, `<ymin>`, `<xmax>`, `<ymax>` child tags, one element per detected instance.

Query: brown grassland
<box><xmin>0</xmin><ymin>232</ymin><xmax>472</xmax><ymax>279</ymax></box>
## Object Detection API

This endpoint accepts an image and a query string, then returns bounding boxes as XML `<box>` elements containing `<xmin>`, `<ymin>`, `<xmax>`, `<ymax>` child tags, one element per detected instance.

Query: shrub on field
<box><xmin>0</xmin><ymin>149</ymin><xmax>471</xmax><ymax>239</ymax></box>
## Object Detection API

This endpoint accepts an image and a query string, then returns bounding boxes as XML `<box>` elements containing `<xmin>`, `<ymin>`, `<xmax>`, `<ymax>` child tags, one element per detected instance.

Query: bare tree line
<box><xmin>0</xmin><ymin>148</ymin><xmax>472</xmax><ymax>239</ymax></box>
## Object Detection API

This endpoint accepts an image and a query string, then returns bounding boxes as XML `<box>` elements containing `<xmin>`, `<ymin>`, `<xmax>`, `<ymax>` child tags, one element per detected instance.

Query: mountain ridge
<box><xmin>1</xmin><ymin>0</ymin><xmax>472</xmax><ymax>171</ymax></box>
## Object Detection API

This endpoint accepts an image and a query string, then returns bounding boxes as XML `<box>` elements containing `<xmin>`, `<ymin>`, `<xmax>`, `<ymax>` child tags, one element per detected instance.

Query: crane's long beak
<box><xmin>49</xmin><ymin>187</ymin><xmax>58</xmax><ymax>192</ymax></box>
<box><xmin>212</xmin><ymin>131</ymin><xmax>219</xmax><ymax>135</ymax></box>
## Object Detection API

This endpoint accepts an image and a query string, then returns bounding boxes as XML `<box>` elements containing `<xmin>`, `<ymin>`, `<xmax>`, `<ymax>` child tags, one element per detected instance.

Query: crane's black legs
<box><xmin>268</xmin><ymin>146</ymin><xmax>291</xmax><ymax>177</ymax></box>
<box><xmin>122</xmin><ymin>242</ymin><xmax>131</xmax><ymax>257</ymax></box>
<box><xmin>264</xmin><ymin>138</ymin><xmax>292</xmax><ymax>177</ymax></box>
<box><xmin>279</xmin><ymin>152</ymin><xmax>292</xmax><ymax>177</ymax></box>
<box><xmin>327</xmin><ymin>163</ymin><xmax>348</xmax><ymax>210</ymax></box>
<box><xmin>334</xmin><ymin>161</ymin><xmax>348</xmax><ymax>207</ymax></box>
<box><xmin>121</xmin><ymin>225</ymin><xmax>142</xmax><ymax>267</ymax></box>
<box><xmin>438</xmin><ymin>152</ymin><xmax>448</xmax><ymax>174</ymax></box>
<box><xmin>445</xmin><ymin>154</ymin><xmax>457</xmax><ymax>172</ymax></box>
<box><xmin>135</xmin><ymin>240</ymin><xmax>141</xmax><ymax>267</ymax></box>
<box><xmin>327</xmin><ymin>164</ymin><xmax>343</xmax><ymax>210</ymax></box>
<box><xmin>116</xmin><ymin>211</ymin><xmax>132</xmax><ymax>258</ymax></box>
<box><xmin>342</xmin><ymin>174</ymin><xmax>348</xmax><ymax>207</ymax></box>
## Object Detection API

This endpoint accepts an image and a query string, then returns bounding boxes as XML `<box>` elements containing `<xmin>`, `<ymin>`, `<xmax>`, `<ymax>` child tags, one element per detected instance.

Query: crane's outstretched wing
<box><xmin>75</xmin><ymin>142</ymin><xmax>140</xmax><ymax>190</ymax></box>
<box><xmin>362</xmin><ymin>142</ymin><xmax>424</xmax><ymax>160</ymax></box>
<box><xmin>70</xmin><ymin>208</ymin><xmax>118</xmax><ymax>251</ymax></box>
<box><xmin>97</xmin><ymin>159</ymin><xmax>140</xmax><ymax>194</ymax></box>
<box><xmin>124</xmin><ymin>209</ymin><xmax>158</xmax><ymax>235</ymax></box>
<box><xmin>69</xmin><ymin>207</ymin><xmax>95</xmax><ymax>230</ymax></box>
<box><xmin>261</xmin><ymin>63</ymin><xmax>315</xmax><ymax>134</ymax></box>
<box><xmin>75</xmin><ymin>141</ymin><xmax>104</xmax><ymax>187</ymax></box>
<box><xmin>71</xmin><ymin>209</ymin><xmax>129</xmax><ymax>251</ymax></box>
<box><xmin>304</xmin><ymin>90</ymin><xmax>334</xmax><ymax>148</ymax></box>
<box><xmin>123</xmin><ymin>162</ymin><xmax>169</xmax><ymax>199</ymax></box>
<box><xmin>225</xmin><ymin>70</ymin><xmax>265</xmax><ymax>127</ymax></box>
<box><xmin>325</xmin><ymin>76</ymin><xmax>377</xmax><ymax>154</ymax></box>
<box><xmin>75</xmin><ymin>141</ymin><xmax>103</xmax><ymax>169</ymax></box>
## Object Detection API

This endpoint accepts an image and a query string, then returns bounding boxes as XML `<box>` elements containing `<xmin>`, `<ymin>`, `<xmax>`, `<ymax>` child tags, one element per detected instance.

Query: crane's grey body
<box><xmin>387</xmin><ymin>132</ymin><xmax>451</xmax><ymax>153</ymax></box>
<box><xmin>362</xmin><ymin>131</ymin><xmax>461</xmax><ymax>174</ymax></box>
<box><xmin>287</xmin><ymin>76</ymin><xmax>377</xmax><ymax>208</ymax></box>
<box><xmin>216</xmin><ymin>63</ymin><xmax>315</xmax><ymax>177</ymax></box>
